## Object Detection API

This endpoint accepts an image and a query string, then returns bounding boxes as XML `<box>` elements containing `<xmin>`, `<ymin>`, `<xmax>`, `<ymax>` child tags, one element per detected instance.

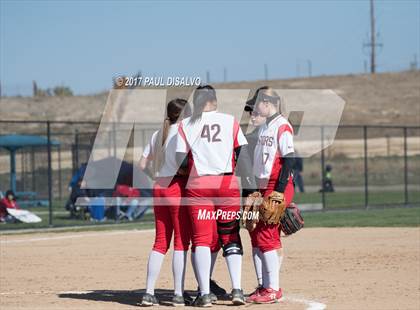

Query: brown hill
<box><xmin>0</xmin><ymin>71</ymin><xmax>419</xmax><ymax>127</ymax></box>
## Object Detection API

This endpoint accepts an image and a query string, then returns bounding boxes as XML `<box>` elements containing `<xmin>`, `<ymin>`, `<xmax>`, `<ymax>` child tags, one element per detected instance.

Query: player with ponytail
<box><xmin>140</xmin><ymin>98</ymin><xmax>192</xmax><ymax>307</ymax></box>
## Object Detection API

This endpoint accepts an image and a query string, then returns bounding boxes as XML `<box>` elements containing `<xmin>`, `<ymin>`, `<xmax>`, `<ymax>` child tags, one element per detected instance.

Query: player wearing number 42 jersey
<box><xmin>176</xmin><ymin>85</ymin><xmax>256</xmax><ymax>307</ymax></box>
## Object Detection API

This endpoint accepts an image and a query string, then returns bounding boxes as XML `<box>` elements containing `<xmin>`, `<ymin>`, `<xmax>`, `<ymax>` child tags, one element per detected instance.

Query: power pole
<box><xmin>370</xmin><ymin>0</ymin><xmax>376</xmax><ymax>73</ymax></box>
<box><xmin>410</xmin><ymin>54</ymin><xmax>418</xmax><ymax>71</ymax></box>
<box><xmin>363</xmin><ymin>0</ymin><xmax>382</xmax><ymax>74</ymax></box>
<box><xmin>223</xmin><ymin>67</ymin><xmax>227</xmax><ymax>83</ymax></box>
<box><xmin>206</xmin><ymin>71</ymin><xmax>210</xmax><ymax>84</ymax></box>
<box><xmin>307</xmin><ymin>59</ymin><xmax>312</xmax><ymax>77</ymax></box>
<box><xmin>33</xmin><ymin>80</ymin><xmax>38</xmax><ymax>97</ymax></box>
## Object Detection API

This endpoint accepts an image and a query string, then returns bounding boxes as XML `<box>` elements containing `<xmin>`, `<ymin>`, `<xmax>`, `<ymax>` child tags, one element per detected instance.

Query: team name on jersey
<box><xmin>258</xmin><ymin>135</ymin><xmax>275</xmax><ymax>147</ymax></box>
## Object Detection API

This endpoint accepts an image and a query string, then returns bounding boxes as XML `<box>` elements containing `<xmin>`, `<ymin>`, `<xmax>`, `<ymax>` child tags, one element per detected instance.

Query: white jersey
<box><xmin>176</xmin><ymin>111</ymin><xmax>247</xmax><ymax>176</ymax></box>
<box><xmin>253</xmin><ymin>114</ymin><xmax>294</xmax><ymax>179</ymax></box>
<box><xmin>143</xmin><ymin>124</ymin><xmax>179</xmax><ymax>177</ymax></box>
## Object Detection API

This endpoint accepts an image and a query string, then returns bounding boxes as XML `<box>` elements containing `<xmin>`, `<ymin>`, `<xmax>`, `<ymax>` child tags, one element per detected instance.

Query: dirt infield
<box><xmin>1</xmin><ymin>228</ymin><xmax>419</xmax><ymax>310</ymax></box>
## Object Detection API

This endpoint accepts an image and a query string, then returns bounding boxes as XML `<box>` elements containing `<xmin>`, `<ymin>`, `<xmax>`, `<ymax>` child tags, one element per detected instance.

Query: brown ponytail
<box><xmin>152</xmin><ymin>98</ymin><xmax>191</xmax><ymax>176</ymax></box>
<box><xmin>190</xmin><ymin>85</ymin><xmax>217</xmax><ymax>123</ymax></box>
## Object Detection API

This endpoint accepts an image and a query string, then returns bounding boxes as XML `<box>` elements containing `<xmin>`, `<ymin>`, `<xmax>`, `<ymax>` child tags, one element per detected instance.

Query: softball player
<box><xmin>140</xmin><ymin>98</ymin><xmax>192</xmax><ymax>307</ymax></box>
<box><xmin>176</xmin><ymin>85</ymin><xmax>255</xmax><ymax>307</ymax></box>
<box><xmin>243</xmin><ymin>87</ymin><xmax>268</xmax><ymax>290</ymax></box>
<box><xmin>247</xmin><ymin>87</ymin><xmax>295</xmax><ymax>304</ymax></box>
<box><xmin>190</xmin><ymin>221</ymin><xmax>226</xmax><ymax>303</ymax></box>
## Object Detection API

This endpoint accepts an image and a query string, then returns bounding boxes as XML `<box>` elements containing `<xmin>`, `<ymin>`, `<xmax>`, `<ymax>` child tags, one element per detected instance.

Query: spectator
<box><xmin>65</xmin><ymin>163</ymin><xmax>90</xmax><ymax>219</ymax></box>
<box><xmin>0</xmin><ymin>190</ymin><xmax>20</xmax><ymax>223</ymax></box>
<box><xmin>293</xmin><ymin>152</ymin><xmax>305</xmax><ymax>193</ymax></box>
<box><xmin>320</xmin><ymin>164</ymin><xmax>335</xmax><ymax>192</ymax></box>
<box><xmin>69</xmin><ymin>163</ymin><xmax>87</xmax><ymax>189</ymax></box>
<box><xmin>112</xmin><ymin>184</ymin><xmax>148</xmax><ymax>221</ymax></box>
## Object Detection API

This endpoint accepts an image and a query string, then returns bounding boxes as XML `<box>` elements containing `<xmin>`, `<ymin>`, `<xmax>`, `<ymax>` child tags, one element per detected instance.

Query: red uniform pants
<box><xmin>185</xmin><ymin>175</ymin><xmax>241</xmax><ymax>249</ymax></box>
<box><xmin>152</xmin><ymin>176</ymin><xmax>191</xmax><ymax>254</ymax></box>
<box><xmin>250</xmin><ymin>178</ymin><xmax>294</xmax><ymax>253</ymax></box>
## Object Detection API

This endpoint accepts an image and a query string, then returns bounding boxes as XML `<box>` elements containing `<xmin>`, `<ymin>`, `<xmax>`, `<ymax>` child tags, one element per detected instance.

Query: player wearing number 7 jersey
<box><xmin>176</xmin><ymin>85</ymin><xmax>256</xmax><ymax>307</ymax></box>
<box><xmin>247</xmin><ymin>87</ymin><xmax>295</xmax><ymax>304</ymax></box>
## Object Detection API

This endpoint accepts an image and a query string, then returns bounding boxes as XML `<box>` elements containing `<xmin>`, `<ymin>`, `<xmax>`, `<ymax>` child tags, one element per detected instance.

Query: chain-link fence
<box><xmin>0</xmin><ymin>120</ymin><xmax>419</xmax><ymax>230</ymax></box>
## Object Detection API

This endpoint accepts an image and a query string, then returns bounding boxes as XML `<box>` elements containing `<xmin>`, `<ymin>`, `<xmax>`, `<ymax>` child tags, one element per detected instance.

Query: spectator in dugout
<box><xmin>111</xmin><ymin>184</ymin><xmax>148</xmax><ymax>221</ymax></box>
<box><xmin>293</xmin><ymin>150</ymin><xmax>305</xmax><ymax>193</ymax></box>
<box><xmin>0</xmin><ymin>190</ymin><xmax>20</xmax><ymax>223</ymax></box>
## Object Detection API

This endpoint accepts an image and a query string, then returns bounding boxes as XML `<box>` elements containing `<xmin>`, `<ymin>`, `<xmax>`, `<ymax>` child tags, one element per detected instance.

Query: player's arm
<box><xmin>139</xmin><ymin>131</ymin><xmax>157</xmax><ymax>170</ymax></box>
<box><xmin>175</xmin><ymin>123</ymin><xmax>189</xmax><ymax>174</ymax></box>
<box><xmin>275</xmin><ymin>128</ymin><xmax>295</xmax><ymax>193</ymax></box>
<box><xmin>275</xmin><ymin>153</ymin><xmax>295</xmax><ymax>193</ymax></box>
<box><xmin>235</xmin><ymin>145</ymin><xmax>257</xmax><ymax>195</ymax></box>
<box><xmin>233</xmin><ymin>121</ymin><xmax>257</xmax><ymax>195</ymax></box>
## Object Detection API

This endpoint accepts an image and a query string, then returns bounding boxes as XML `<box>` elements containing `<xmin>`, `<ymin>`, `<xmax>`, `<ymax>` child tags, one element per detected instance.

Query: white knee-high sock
<box><xmin>225</xmin><ymin>254</ymin><xmax>242</xmax><ymax>290</ymax></box>
<box><xmin>210</xmin><ymin>251</ymin><xmax>218</xmax><ymax>278</ymax></box>
<box><xmin>261</xmin><ymin>249</ymin><xmax>269</xmax><ymax>288</ymax></box>
<box><xmin>262</xmin><ymin>250</ymin><xmax>279</xmax><ymax>291</ymax></box>
<box><xmin>191</xmin><ymin>252</ymin><xmax>198</xmax><ymax>283</ymax></box>
<box><xmin>173</xmin><ymin>250</ymin><xmax>187</xmax><ymax>296</ymax></box>
<box><xmin>278</xmin><ymin>254</ymin><xmax>284</xmax><ymax>288</ymax></box>
<box><xmin>194</xmin><ymin>246</ymin><xmax>211</xmax><ymax>295</ymax></box>
<box><xmin>252</xmin><ymin>247</ymin><xmax>263</xmax><ymax>286</ymax></box>
<box><xmin>146</xmin><ymin>250</ymin><xmax>165</xmax><ymax>295</ymax></box>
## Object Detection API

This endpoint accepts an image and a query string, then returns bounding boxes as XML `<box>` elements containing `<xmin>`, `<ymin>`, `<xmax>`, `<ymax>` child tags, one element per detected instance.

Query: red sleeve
<box><xmin>233</xmin><ymin>120</ymin><xmax>240</xmax><ymax>149</ymax></box>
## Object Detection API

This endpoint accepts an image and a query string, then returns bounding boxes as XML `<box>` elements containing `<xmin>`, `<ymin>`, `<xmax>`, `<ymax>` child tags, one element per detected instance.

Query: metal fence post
<box><xmin>47</xmin><ymin>121</ymin><xmax>53</xmax><ymax>227</ymax></box>
<box><xmin>21</xmin><ymin>150</ymin><xmax>25</xmax><ymax>191</ymax></box>
<box><xmin>31</xmin><ymin>147</ymin><xmax>35</xmax><ymax>192</ymax></box>
<box><xmin>58</xmin><ymin>145</ymin><xmax>62</xmax><ymax>202</ymax></box>
<box><xmin>320</xmin><ymin>126</ymin><xmax>326</xmax><ymax>210</ymax></box>
<box><xmin>403</xmin><ymin>127</ymin><xmax>408</xmax><ymax>205</ymax></box>
<box><xmin>363</xmin><ymin>126</ymin><xmax>368</xmax><ymax>209</ymax></box>
<box><xmin>74</xmin><ymin>129</ymin><xmax>79</xmax><ymax>171</ymax></box>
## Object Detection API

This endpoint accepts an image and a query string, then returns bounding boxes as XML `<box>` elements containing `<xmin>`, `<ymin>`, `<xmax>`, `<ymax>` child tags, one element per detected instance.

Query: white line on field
<box><xmin>0</xmin><ymin>291</ymin><xmax>326</xmax><ymax>310</ymax></box>
<box><xmin>0</xmin><ymin>229</ymin><xmax>153</xmax><ymax>244</ymax></box>
<box><xmin>284</xmin><ymin>296</ymin><xmax>327</xmax><ymax>310</ymax></box>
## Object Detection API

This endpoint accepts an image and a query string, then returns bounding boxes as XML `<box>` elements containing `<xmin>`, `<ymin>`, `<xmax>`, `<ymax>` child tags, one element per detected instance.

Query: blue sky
<box><xmin>1</xmin><ymin>0</ymin><xmax>419</xmax><ymax>95</ymax></box>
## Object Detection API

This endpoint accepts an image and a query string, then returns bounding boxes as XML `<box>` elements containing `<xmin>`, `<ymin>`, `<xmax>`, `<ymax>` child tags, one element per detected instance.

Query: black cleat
<box><xmin>192</xmin><ymin>294</ymin><xmax>213</xmax><ymax>307</ymax></box>
<box><xmin>209</xmin><ymin>292</ymin><xmax>217</xmax><ymax>303</ymax></box>
<box><xmin>231</xmin><ymin>289</ymin><xmax>246</xmax><ymax>305</ymax></box>
<box><xmin>210</xmin><ymin>279</ymin><xmax>227</xmax><ymax>297</ymax></box>
<box><xmin>141</xmin><ymin>293</ymin><xmax>159</xmax><ymax>307</ymax></box>
<box><xmin>172</xmin><ymin>295</ymin><xmax>185</xmax><ymax>307</ymax></box>
<box><xmin>183</xmin><ymin>292</ymin><xmax>194</xmax><ymax>306</ymax></box>
<box><xmin>197</xmin><ymin>287</ymin><xmax>218</xmax><ymax>303</ymax></box>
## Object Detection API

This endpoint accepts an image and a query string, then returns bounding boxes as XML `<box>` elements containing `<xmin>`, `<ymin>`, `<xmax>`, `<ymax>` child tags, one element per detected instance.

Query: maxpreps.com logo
<box><xmin>76</xmin><ymin>88</ymin><xmax>345</xmax><ymax>205</ymax></box>
<box><xmin>197</xmin><ymin>209</ymin><xmax>260</xmax><ymax>221</ymax></box>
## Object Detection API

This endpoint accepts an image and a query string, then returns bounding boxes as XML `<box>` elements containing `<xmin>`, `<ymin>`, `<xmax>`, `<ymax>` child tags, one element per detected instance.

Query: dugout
<box><xmin>0</xmin><ymin>134</ymin><xmax>60</xmax><ymax>205</ymax></box>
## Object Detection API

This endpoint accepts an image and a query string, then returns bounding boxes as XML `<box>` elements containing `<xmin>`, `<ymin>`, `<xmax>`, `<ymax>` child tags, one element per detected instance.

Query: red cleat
<box><xmin>246</xmin><ymin>286</ymin><xmax>264</xmax><ymax>303</ymax></box>
<box><xmin>253</xmin><ymin>288</ymin><xmax>283</xmax><ymax>304</ymax></box>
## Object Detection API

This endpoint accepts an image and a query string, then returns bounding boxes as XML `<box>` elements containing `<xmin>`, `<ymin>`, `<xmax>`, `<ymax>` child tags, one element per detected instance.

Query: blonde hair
<box><xmin>255</xmin><ymin>86</ymin><xmax>282</xmax><ymax>113</ymax></box>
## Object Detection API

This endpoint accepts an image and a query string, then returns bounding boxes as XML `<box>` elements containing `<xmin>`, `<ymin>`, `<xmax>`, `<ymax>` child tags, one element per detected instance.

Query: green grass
<box><xmin>1</xmin><ymin>193</ymin><xmax>419</xmax><ymax>233</ymax></box>
<box><xmin>294</xmin><ymin>190</ymin><xmax>420</xmax><ymax>208</ymax></box>
<box><xmin>0</xmin><ymin>203</ymin><xmax>155</xmax><ymax>232</ymax></box>
<box><xmin>1</xmin><ymin>206</ymin><xmax>419</xmax><ymax>235</ymax></box>
<box><xmin>302</xmin><ymin>206</ymin><xmax>420</xmax><ymax>227</ymax></box>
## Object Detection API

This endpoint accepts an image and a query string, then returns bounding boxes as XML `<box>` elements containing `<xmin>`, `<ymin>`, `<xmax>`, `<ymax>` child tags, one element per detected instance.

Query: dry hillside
<box><xmin>0</xmin><ymin>71</ymin><xmax>419</xmax><ymax>127</ymax></box>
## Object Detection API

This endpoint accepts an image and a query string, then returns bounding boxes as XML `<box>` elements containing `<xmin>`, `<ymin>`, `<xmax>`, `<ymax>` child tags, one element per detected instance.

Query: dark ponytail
<box><xmin>190</xmin><ymin>85</ymin><xmax>217</xmax><ymax>123</ymax></box>
<box><xmin>153</xmin><ymin>98</ymin><xmax>191</xmax><ymax>176</ymax></box>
